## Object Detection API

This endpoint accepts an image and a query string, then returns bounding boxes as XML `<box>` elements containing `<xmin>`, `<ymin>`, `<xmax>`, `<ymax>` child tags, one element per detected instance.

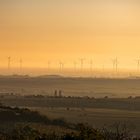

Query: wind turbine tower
<box><xmin>62</xmin><ymin>62</ymin><xmax>64</xmax><ymax>70</ymax></box>
<box><xmin>74</xmin><ymin>61</ymin><xmax>77</xmax><ymax>71</ymax></box>
<box><xmin>90</xmin><ymin>59</ymin><xmax>93</xmax><ymax>72</ymax></box>
<box><xmin>115</xmin><ymin>57</ymin><xmax>118</xmax><ymax>72</ymax></box>
<box><xmin>112</xmin><ymin>57</ymin><xmax>118</xmax><ymax>72</ymax></box>
<box><xmin>79</xmin><ymin>58</ymin><xmax>85</xmax><ymax>71</ymax></box>
<box><xmin>59</xmin><ymin>61</ymin><xmax>62</xmax><ymax>71</ymax></box>
<box><xmin>20</xmin><ymin>58</ymin><xmax>23</xmax><ymax>73</ymax></box>
<box><xmin>136</xmin><ymin>59</ymin><xmax>140</xmax><ymax>72</ymax></box>
<box><xmin>8</xmin><ymin>56</ymin><xmax>11</xmax><ymax>70</ymax></box>
<box><xmin>112</xmin><ymin>59</ymin><xmax>115</xmax><ymax>71</ymax></box>
<box><xmin>48</xmin><ymin>61</ymin><xmax>51</xmax><ymax>70</ymax></box>
<box><xmin>59</xmin><ymin>61</ymin><xmax>64</xmax><ymax>71</ymax></box>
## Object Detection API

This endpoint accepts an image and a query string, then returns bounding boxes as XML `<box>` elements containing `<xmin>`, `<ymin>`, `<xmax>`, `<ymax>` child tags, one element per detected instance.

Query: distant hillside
<box><xmin>37</xmin><ymin>75</ymin><xmax>64</xmax><ymax>78</ymax></box>
<box><xmin>0</xmin><ymin>74</ymin><xmax>30</xmax><ymax>78</ymax></box>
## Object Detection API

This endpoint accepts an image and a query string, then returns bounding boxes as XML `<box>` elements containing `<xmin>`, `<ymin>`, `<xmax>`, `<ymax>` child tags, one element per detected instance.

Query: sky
<box><xmin>0</xmin><ymin>0</ymin><xmax>140</xmax><ymax>70</ymax></box>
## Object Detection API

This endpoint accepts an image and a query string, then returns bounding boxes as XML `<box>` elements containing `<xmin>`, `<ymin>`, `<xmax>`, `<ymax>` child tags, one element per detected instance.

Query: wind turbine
<box><xmin>115</xmin><ymin>57</ymin><xmax>118</xmax><ymax>72</ymax></box>
<box><xmin>74</xmin><ymin>61</ymin><xmax>77</xmax><ymax>71</ymax></box>
<box><xmin>48</xmin><ymin>61</ymin><xmax>51</xmax><ymax>70</ymax></box>
<box><xmin>8</xmin><ymin>56</ymin><xmax>11</xmax><ymax>70</ymax></box>
<box><xmin>111</xmin><ymin>57</ymin><xmax>118</xmax><ymax>72</ymax></box>
<box><xmin>79</xmin><ymin>58</ymin><xmax>85</xmax><ymax>71</ymax></box>
<box><xmin>61</xmin><ymin>62</ymin><xmax>64</xmax><ymax>70</ymax></box>
<box><xmin>111</xmin><ymin>58</ymin><xmax>116</xmax><ymax>71</ymax></box>
<box><xmin>19</xmin><ymin>58</ymin><xmax>23</xmax><ymax>73</ymax></box>
<box><xmin>59</xmin><ymin>61</ymin><xmax>64</xmax><ymax>71</ymax></box>
<box><xmin>89</xmin><ymin>59</ymin><xmax>93</xmax><ymax>72</ymax></box>
<box><xmin>136</xmin><ymin>59</ymin><xmax>140</xmax><ymax>72</ymax></box>
<box><xmin>59</xmin><ymin>61</ymin><xmax>62</xmax><ymax>71</ymax></box>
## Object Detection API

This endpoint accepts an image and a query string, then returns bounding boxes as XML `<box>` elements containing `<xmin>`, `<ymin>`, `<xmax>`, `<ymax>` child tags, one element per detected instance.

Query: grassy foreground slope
<box><xmin>0</xmin><ymin>104</ymin><xmax>138</xmax><ymax>140</ymax></box>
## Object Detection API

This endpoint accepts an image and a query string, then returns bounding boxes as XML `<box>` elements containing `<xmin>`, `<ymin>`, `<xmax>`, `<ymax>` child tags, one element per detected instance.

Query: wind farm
<box><xmin>1</xmin><ymin>0</ymin><xmax>140</xmax><ymax>139</ymax></box>
<box><xmin>1</xmin><ymin>56</ymin><xmax>140</xmax><ymax>78</ymax></box>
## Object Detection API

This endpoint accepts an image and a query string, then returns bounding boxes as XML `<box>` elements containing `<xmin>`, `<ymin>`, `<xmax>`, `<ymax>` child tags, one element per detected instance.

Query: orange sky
<box><xmin>0</xmin><ymin>0</ymin><xmax>140</xmax><ymax>69</ymax></box>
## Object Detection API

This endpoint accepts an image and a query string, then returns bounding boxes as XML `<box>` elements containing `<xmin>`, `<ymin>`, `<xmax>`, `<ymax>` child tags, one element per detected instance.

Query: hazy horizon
<box><xmin>0</xmin><ymin>67</ymin><xmax>140</xmax><ymax>78</ymax></box>
<box><xmin>1</xmin><ymin>1</ymin><xmax>140</xmax><ymax>138</ymax></box>
<box><xmin>1</xmin><ymin>0</ymin><xmax>140</xmax><ymax>72</ymax></box>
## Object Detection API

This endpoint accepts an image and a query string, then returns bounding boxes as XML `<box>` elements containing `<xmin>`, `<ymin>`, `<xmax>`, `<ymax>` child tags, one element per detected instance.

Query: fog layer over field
<box><xmin>0</xmin><ymin>77</ymin><xmax>140</xmax><ymax>98</ymax></box>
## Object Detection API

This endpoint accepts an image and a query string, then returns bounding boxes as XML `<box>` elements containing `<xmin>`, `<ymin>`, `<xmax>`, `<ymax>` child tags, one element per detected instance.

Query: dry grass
<box><xmin>29</xmin><ymin>107</ymin><xmax>140</xmax><ymax>136</ymax></box>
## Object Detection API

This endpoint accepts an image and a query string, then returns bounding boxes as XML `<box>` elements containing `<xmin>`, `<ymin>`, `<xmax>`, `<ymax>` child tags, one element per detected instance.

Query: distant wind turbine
<box><xmin>74</xmin><ymin>61</ymin><xmax>77</xmax><ymax>71</ymax></box>
<box><xmin>48</xmin><ymin>61</ymin><xmax>51</xmax><ymax>70</ymax></box>
<box><xmin>59</xmin><ymin>61</ymin><xmax>64</xmax><ymax>71</ymax></box>
<box><xmin>115</xmin><ymin>57</ymin><xmax>118</xmax><ymax>72</ymax></box>
<box><xmin>89</xmin><ymin>59</ymin><xmax>93</xmax><ymax>72</ymax></box>
<box><xmin>20</xmin><ymin>58</ymin><xmax>23</xmax><ymax>73</ymax></box>
<box><xmin>79</xmin><ymin>58</ymin><xmax>85</xmax><ymax>71</ymax></box>
<box><xmin>136</xmin><ymin>59</ymin><xmax>140</xmax><ymax>72</ymax></box>
<box><xmin>62</xmin><ymin>62</ymin><xmax>64</xmax><ymax>70</ymax></box>
<box><xmin>8</xmin><ymin>56</ymin><xmax>11</xmax><ymax>70</ymax></box>
<box><xmin>111</xmin><ymin>59</ymin><xmax>115</xmax><ymax>71</ymax></box>
<box><xmin>111</xmin><ymin>57</ymin><xmax>118</xmax><ymax>72</ymax></box>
